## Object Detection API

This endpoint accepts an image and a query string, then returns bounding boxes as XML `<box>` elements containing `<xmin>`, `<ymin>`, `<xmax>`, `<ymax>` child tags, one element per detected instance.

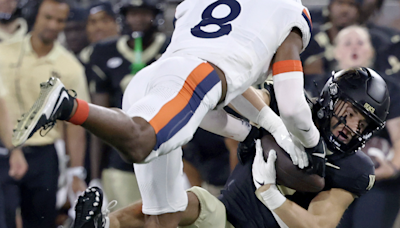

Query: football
<box><xmin>261</xmin><ymin>134</ymin><xmax>325</xmax><ymax>192</ymax></box>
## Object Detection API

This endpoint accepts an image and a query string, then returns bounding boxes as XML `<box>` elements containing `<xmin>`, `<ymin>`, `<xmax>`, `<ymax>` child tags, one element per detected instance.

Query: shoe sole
<box><xmin>74</xmin><ymin>187</ymin><xmax>103</xmax><ymax>228</ymax></box>
<box><xmin>12</xmin><ymin>77</ymin><xmax>65</xmax><ymax>147</ymax></box>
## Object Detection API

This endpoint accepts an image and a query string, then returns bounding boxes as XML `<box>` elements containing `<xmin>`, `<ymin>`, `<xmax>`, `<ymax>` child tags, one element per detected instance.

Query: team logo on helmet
<box><xmin>363</xmin><ymin>103</ymin><xmax>375</xmax><ymax>114</ymax></box>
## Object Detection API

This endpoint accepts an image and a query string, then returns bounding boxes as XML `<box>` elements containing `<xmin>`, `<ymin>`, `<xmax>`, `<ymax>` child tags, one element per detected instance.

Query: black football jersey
<box><xmin>219</xmin><ymin>150</ymin><xmax>374</xmax><ymax>228</ymax></box>
<box><xmin>218</xmin><ymin>84</ymin><xmax>375</xmax><ymax>228</ymax></box>
<box><xmin>88</xmin><ymin>33</ymin><xmax>170</xmax><ymax>108</ymax></box>
<box><xmin>375</xmin><ymin>41</ymin><xmax>400</xmax><ymax>86</ymax></box>
<box><xmin>366</xmin><ymin>23</ymin><xmax>399</xmax><ymax>54</ymax></box>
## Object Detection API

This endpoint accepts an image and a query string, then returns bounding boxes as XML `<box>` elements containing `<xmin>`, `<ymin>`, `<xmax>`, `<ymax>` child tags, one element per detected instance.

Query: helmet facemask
<box><xmin>324</xmin><ymin>97</ymin><xmax>373</xmax><ymax>154</ymax></box>
<box><xmin>315</xmin><ymin>67</ymin><xmax>390</xmax><ymax>154</ymax></box>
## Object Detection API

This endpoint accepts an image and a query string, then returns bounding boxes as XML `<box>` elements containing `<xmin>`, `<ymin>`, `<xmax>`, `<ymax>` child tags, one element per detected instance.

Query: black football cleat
<box><xmin>73</xmin><ymin>186</ymin><xmax>116</xmax><ymax>228</ymax></box>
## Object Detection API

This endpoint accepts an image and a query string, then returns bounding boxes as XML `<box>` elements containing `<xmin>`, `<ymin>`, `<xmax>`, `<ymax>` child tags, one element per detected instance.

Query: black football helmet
<box><xmin>314</xmin><ymin>67</ymin><xmax>390</xmax><ymax>154</ymax></box>
<box><xmin>118</xmin><ymin>0</ymin><xmax>164</xmax><ymax>28</ymax></box>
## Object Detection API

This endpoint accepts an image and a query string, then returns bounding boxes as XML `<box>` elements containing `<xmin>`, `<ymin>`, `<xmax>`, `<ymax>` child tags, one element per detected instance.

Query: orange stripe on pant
<box><xmin>272</xmin><ymin>60</ymin><xmax>303</xmax><ymax>75</ymax></box>
<box><xmin>149</xmin><ymin>62</ymin><xmax>214</xmax><ymax>134</ymax></box>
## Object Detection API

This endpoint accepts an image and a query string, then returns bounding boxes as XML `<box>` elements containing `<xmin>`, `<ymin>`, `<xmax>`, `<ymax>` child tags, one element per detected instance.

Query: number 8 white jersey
<box><xmin>163</xmin><ymin>0</ymin><xmax>312</xmax><ymax>105</ymax></box>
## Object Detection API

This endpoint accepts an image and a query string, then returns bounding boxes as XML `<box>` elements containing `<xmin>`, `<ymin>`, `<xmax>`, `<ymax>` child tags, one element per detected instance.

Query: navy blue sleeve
<box><xmin>325</xmin><ymin>152</ymin><xmax>375</xmax><ymax>197</ymax></box>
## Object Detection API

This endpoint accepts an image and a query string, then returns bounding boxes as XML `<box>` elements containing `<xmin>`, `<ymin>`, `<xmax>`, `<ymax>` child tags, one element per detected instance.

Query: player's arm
<box><xmin>272</xmin><ymin>28</ymin><xmax>320</xmax><ymax>149</ymax></box>
<box><xmin>201</xmin><ymin>86</ymin><xmax>309</xmax><ymax>168</ymax></box>
<box><xmin>201</xmin><ymin>86</ymin><xmax>271</xmax><ymax>141</ymax></box>
<box><xmin>253</xmin><ymin>147</ymin><xmax>354</xmax><ymax>228</ymax></box>
<box><xmin>228</xmin><ymin>85</ymin><xmax>310</xmax><ymax>168</ymax></box>
<box><xmin>0</xmin><ymin>97</ymin><xmax>28</xmax><ymax>180</ymax></box>
<box><xmin>228</xmin><ymin>87</ymin><xmax>290</xmax><ymax>136</ymax></box>
<box><xmin>0</xmin><ymin>97</ymin><xmax>15</xmax><ymax>150</ymax></box>
<box><xmin>259</xmin><ymin>186</ymin><xmax>355</xmax><ymax>228</ymax></box>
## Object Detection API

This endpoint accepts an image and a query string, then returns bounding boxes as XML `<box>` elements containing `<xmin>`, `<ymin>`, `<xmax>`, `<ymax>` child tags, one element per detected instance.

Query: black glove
<box><xmin>305</xmin><ymin>137</ymin><xmax>326</xmax><ymax>177</ymax></box>
<box><xmin>237</xmin><ymin>125</ymin><xmax>261</xmax><ymax>165</ymax></box>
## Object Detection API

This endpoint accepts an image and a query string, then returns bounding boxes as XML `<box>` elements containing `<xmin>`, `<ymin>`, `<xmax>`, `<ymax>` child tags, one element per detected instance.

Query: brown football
<box><xmin>261</xmin><ymin>134</ymin><xmax>325</xmax><ymax>192</ymax></box>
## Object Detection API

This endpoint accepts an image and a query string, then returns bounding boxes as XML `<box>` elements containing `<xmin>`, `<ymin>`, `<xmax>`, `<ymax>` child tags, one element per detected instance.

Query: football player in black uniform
<box><xmin>325</xmin><ymin>24</ymin><xmax>400</xmax><ymax>228</ymax></box>
<box><xmin>72</xmin><ymin>67</ymin><xmax>389</xmax><ymax>228</ymax></box>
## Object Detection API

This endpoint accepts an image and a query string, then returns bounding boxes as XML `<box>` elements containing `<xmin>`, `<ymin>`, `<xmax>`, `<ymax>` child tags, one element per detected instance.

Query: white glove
<box><xmin>271</xmin><ymin>124</ymin><xmax>309</xmax><ymax>169</ymax></box>
<box><xmin>255</xmin><ymin>106</ymin><xmax>308</xmax><ymax>169</ymax></box>
<box><xmin>252</xmin><ymin>139</ymin><xmax>277</xmax><ymax>189</ymax></box>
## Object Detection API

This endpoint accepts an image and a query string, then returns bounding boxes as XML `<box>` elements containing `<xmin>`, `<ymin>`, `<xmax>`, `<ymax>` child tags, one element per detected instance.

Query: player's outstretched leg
<box><xmin>12</xmin><ymin>77</ymin><xmax>156</xmax><ymax>163</ymax></box>
<box><xmin>73</xmin><ymin>186</ymin><xmax>116</xmax><ymax>228</ymax></box>
<box><xmin>12</xmin><ymin>77</ymin><xmax>75</xmax><ymax>147</ymax></box>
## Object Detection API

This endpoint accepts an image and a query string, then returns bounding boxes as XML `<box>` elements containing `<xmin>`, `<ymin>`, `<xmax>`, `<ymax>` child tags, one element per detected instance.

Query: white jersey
<box><xmin>164</xmin><ymin>0</ymin><xmax>312</xmax><ymax>105</ymax></box>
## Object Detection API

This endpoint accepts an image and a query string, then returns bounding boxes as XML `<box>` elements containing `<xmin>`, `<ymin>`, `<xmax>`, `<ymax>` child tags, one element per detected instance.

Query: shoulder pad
<box><xmin>325</xmin><ymin>152</ymin><xmax>375</xmax><ymax>197</ymax></box>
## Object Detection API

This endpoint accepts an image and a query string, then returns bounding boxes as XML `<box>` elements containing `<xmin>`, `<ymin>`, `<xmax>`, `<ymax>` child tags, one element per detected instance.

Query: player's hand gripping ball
<box><xmin>261</xmin><ymin>134</ymin><xmax>325</xmax><ymax>192</ymax></box>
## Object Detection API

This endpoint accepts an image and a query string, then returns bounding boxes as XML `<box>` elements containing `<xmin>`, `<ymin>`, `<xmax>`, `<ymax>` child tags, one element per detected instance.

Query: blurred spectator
<box><xmin>359</xmin><ymin>0</ymin><xmax>385</xmax><ymax>24</ymax></box>
<box><xmin>360</xmin><ymin>0</ymin><xmax>400</xmax><ymax>56</ymax></box>
<box><xmin>79</xmin><ymin>2</ymin><xmax>120</xmax><ymax>89</ymax></box>
<box><xmin>303</xmin><ymin>0</ymin><xmax>399</xmax><ymax>77</ymax></box>
<box><xmin>19</xmin><ymin>0</ymin><xmax>41</xmax><ymax>31</ymax></box>
<box><xmin>85</xmin><ymin>2</ymin><xmax>119</xmax><ymax>45</ymax></box>
<box><xmin>86</xmin><ymin>0</ymin><xmax>170</xmax><ymax>211</ymax></box>
<box><xmin>302</xmin><ymin>0</ymin><xmax>362</xmax><ymax>75</ymax></box>
<box><xmin>64</xmin><ymin>7</ymin><xmax>89</xmax><ymax>55</ymax></box>
<box><xmin>0</xmin><ymin>0</ymin><xmax>27</xmax><ymax>42</ymax></box>
<box><xmin>314</xmin><ymin>25</ymin><xmax>400</xmax><ymax>228</ymax></box>
<box><xmin>308</xmin><ymin>0</ymin><xmax>388</xmax><ymax>29</ymax></box>
<box><xmin>375</xmin><ymin>37</ymin><xmax>400</xmax><ymax>83</ymax></box>
<box><xmin>333</xmin><ymin>25</ymin><xmax>374</xmax><ymax>70</ymax></box>
<box><xmin>382</xmin><ymin>0</ymin><xmax>400</xmax><ymax>32</ymax></box>
<box><xmin>0</xmin><ymin>0</ymin><xmax>90</xmax><ymax>227</ymax></box>
<box><xmin>306</xmin><ymin>25</ymin><xmax>374</xmax><ymax>96</ymax></box>
<box><xmin>79</xmin><ymin>2</ymin><xmax>119</xmax><ymax>87</ymax></box>
<box><xmin>0</xmin><ymin>71</ymin><xmax>23</xmax><ymax>228</ymax></box>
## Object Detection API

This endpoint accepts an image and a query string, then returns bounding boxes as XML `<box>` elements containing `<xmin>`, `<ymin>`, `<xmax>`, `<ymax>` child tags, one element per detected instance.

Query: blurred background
<box><xmin>0</xmin><ymin>0</ymin><xmax>400</xmax><ymax>227</ymax></box>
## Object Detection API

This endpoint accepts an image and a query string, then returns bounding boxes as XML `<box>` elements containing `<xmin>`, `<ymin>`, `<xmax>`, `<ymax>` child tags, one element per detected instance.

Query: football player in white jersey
<box><xmin>12</xmin><ymin>0</ymin><xmax>324</xmax><ymax>227</ymax></box>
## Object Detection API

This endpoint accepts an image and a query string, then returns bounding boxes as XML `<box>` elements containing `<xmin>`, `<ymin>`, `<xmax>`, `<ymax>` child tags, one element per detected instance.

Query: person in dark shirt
<box><xmin>64</xmin><ymin>7</ymin><xmax>89</xmax><ymax>56</ymax></box>
<box><xmin>303</xmin><ymin>0</ymin><xmax>399</xmax><ymax>76</ymax></box>
<box><xmin>302</xmin><ymin>0</ymin><xmax>362</xmax><ymax>75</ymax></box>
<box><xmin>79</xmin><ymin>1</ymin><xmax>120</xmax><ymax>78</ymax></box>
<box><xmin>73</xmin><ymin>67</ymin><xmax>390</xmax><ymax>228</ymax></box>
<box><xmin>375</xmin><ymin>39</ymin><xmax>400</xmax><ymax>83</ymax></box>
